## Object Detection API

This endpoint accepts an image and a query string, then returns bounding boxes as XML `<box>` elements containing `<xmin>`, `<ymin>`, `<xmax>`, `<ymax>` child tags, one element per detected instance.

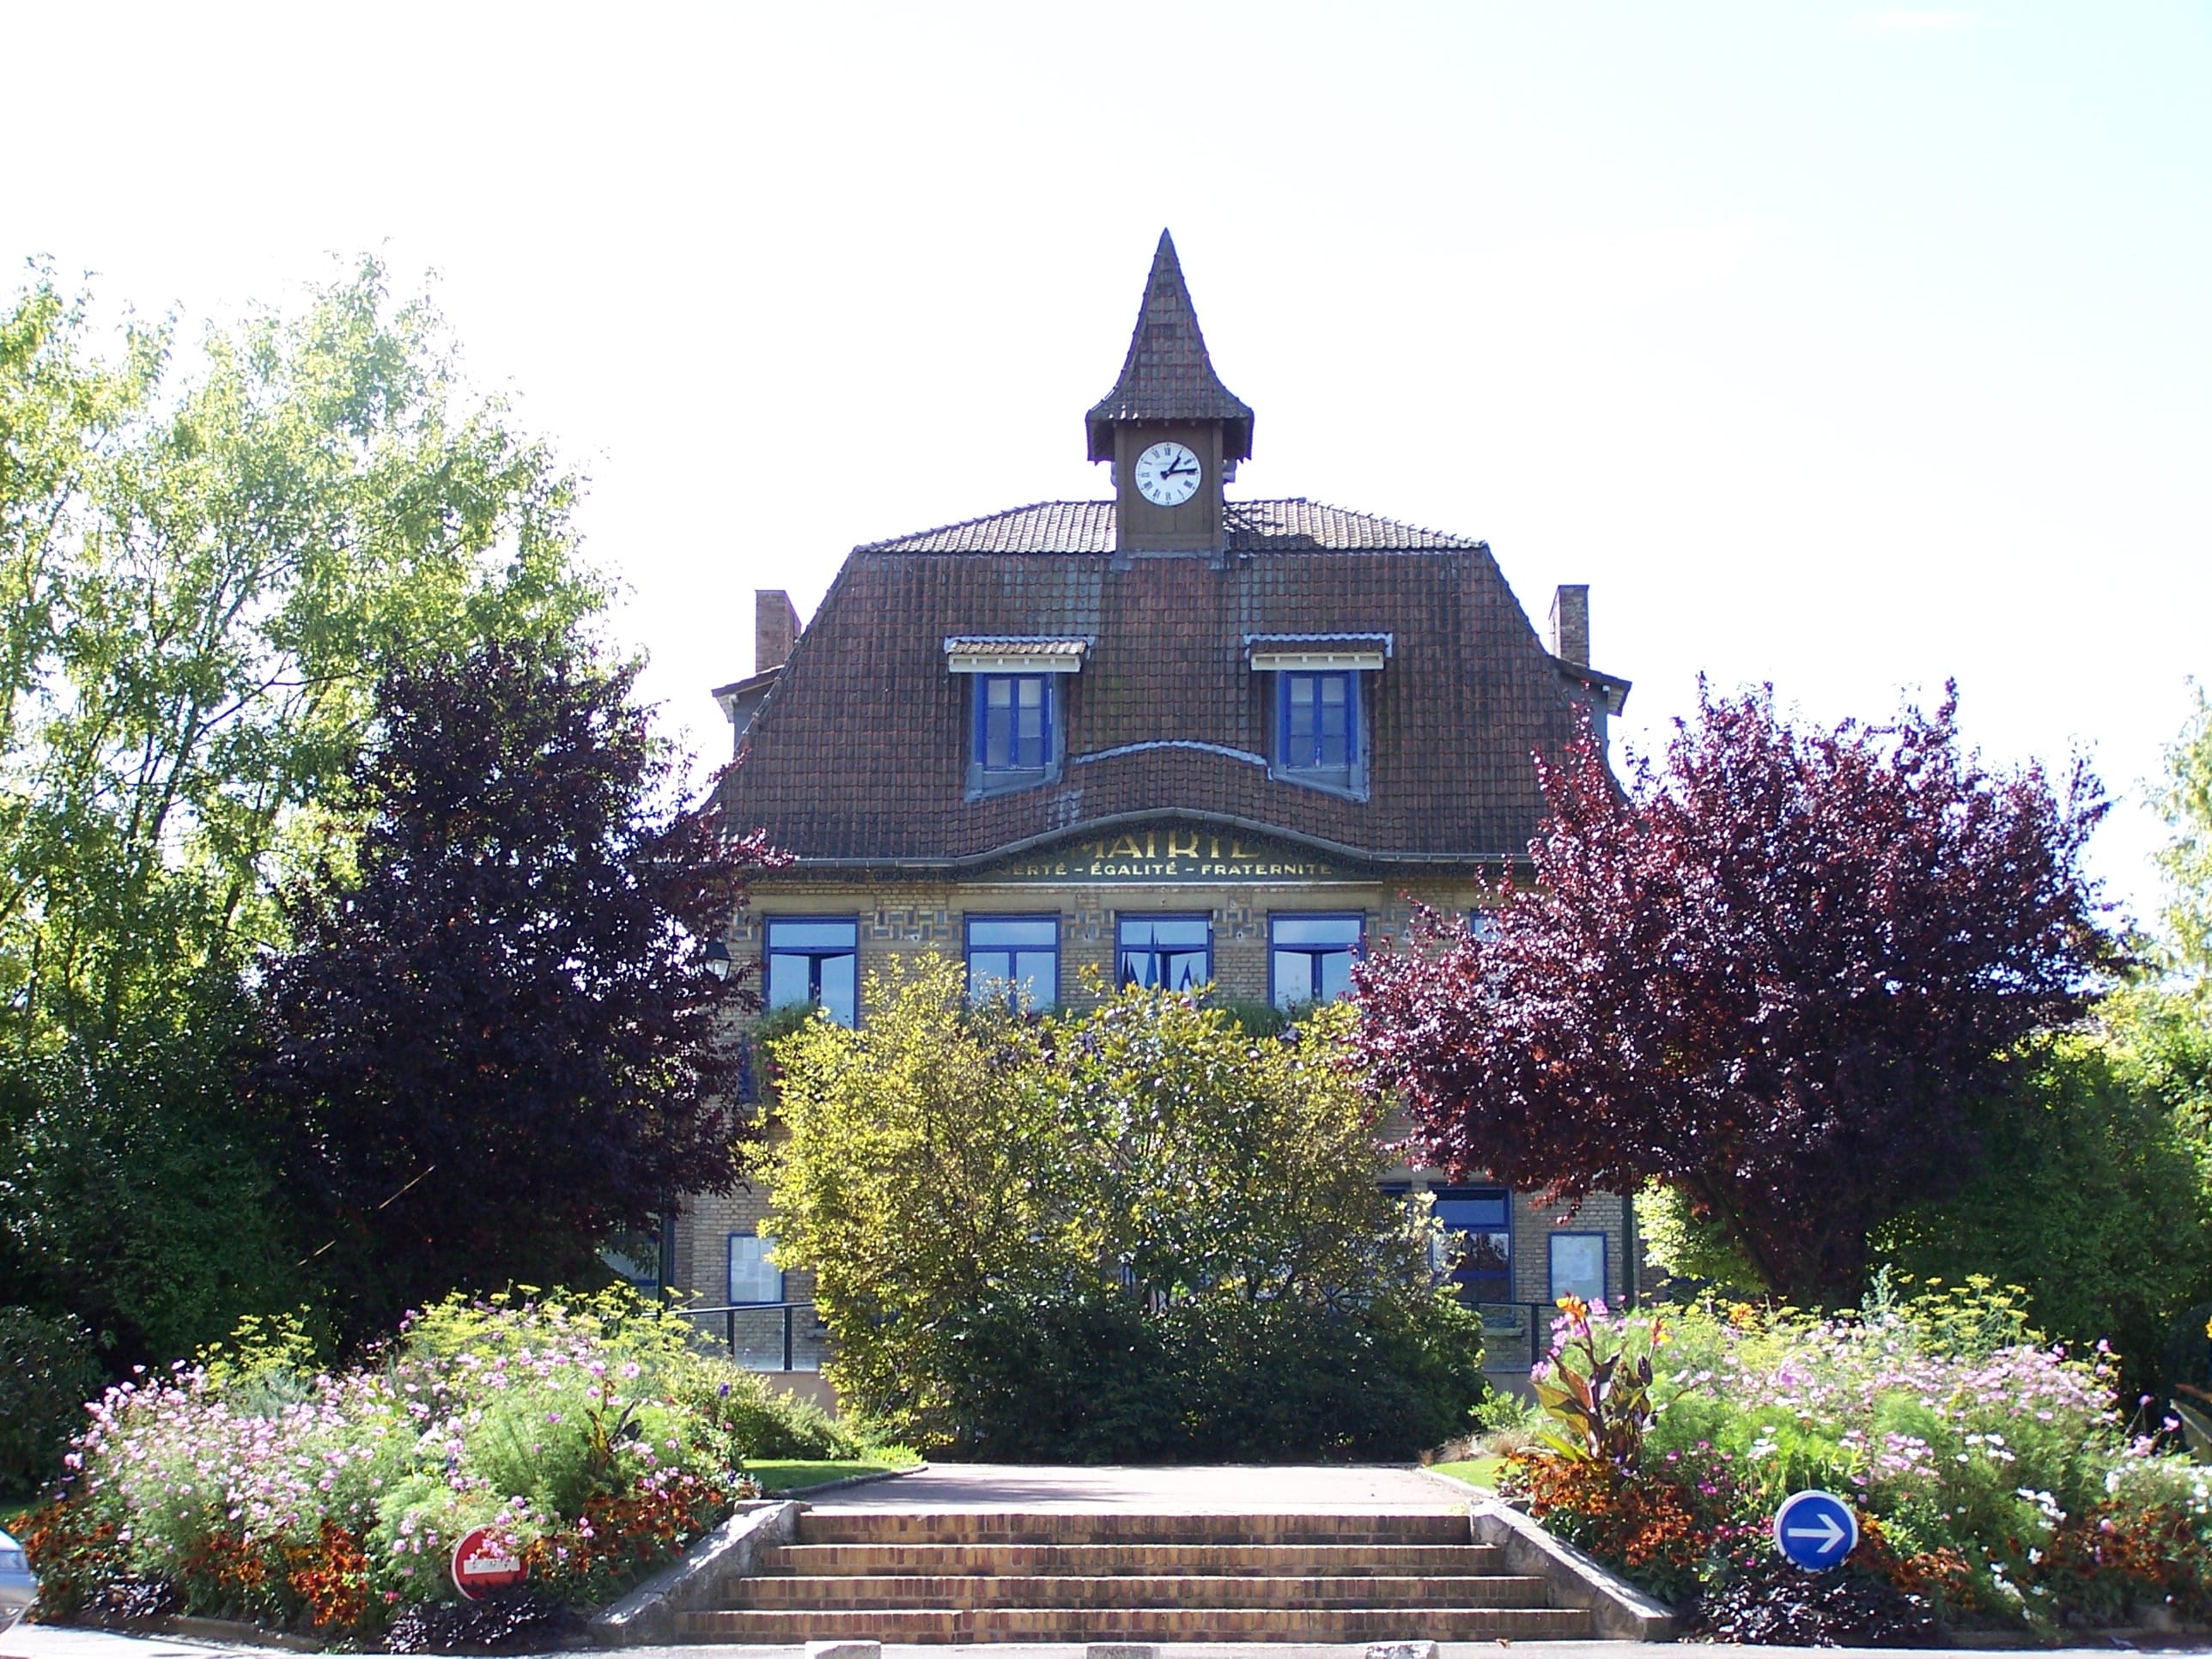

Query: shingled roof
<box><xmin>723</xmin><ymin>505</ymin><xmax>1614</xmax><ymax>870</ymax></box>
<box><xmin>1084</xmin><ymin>231</ymin><xmax>1255</xmax><ymax>463</ymax></box>
<box><xmin>860</xmin><ymin>498</ymin><xmax>1485</xmax><ymax>556</ymax></box>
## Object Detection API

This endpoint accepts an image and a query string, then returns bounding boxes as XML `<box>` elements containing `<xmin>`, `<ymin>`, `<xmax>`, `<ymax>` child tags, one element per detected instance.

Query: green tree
<box><xmin>0</xmin><ymin>258</ymin><xmax>603</xmax><ymax>1363</ymax></box>
<box><xmin>766</xmin><ymin>959</ymin><xmax>1483</xmax><ymax>1460</ymax></box>
<box><xmin>1875</xmin><ymin>1024</ymin><xmax>2212</xmax><ymax>1394</ymax></box>
<box><xmin>2155</xmin><ymin>686</ymin><xmax>2212</xmax><ymax>989</ymax></box>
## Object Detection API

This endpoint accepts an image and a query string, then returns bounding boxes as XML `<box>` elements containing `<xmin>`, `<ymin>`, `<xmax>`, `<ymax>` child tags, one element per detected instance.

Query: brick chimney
<box><xmin>756</xmin><ymin>589</ymin><xmax>800</xmax><ymax>677</ymax></box>
<box><xmin>1549</xmin><ymin>584</ymin><xmax>1589</xmax><ymax>667</ymax></box>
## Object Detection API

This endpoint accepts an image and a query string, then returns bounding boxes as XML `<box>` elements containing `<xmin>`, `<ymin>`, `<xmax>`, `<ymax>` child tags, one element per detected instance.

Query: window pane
<box><xmin>728</xmin><ymin>1233</ymin><xmax>783</xmax><ymax>1304</ymax></box>
<box><xmin>1433</xmin><ymin>1195</ymin><xmax>1510</xmax><ymax>1229</ymax></box>
<box><xmin>816</xmin><ymin>953</ymin><xmax>856</xmax><ymax>1026</ymax></box>
<box><xmin>766</xmin><ymin>953</ymin><xmax>811</xmax><ymax>1010</ymax></box>
<box><xmin>968</xmin><ymin>948</ymin><xmax>1012</xmax><ymax>989</ymax></box>
<box><xmin>970</xmin><ymin>919</ymin><xmax>1057</xmax><ymax>949</ymax></box>
<box><xmin>1550</xmin><ymin>1235</ymin><xmax>1607</xmax><ymax>1304</ymax></box>
<box><xmin>1316</xmin><ymin>948</ymin><xmax>1354</xmax><ymax>1001</ymax></box>
<box><xmin>1010</xmin><ymin>949</ymin><xmax>1054</xmax><ymax>1004</ymax></box>
<box><xmin>766</xmin><ymin>920</ymin><xmax>856</xmax><ymax>950</ymax></box>
<box><xmin>1118</xmin><ymin>917</ymin><xmax>1209</xmax><ymax>989</ymax></box>
<box><xmin>1272</xmin><ymin>915</ymin><xmax>1362</xmax><ymax>947</ymax></box>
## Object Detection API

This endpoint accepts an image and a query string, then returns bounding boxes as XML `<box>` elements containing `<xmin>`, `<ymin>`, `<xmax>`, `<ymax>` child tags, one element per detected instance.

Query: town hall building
<box><xmin>676</xmin><ymin>232</ymin><xmax>1638</xmax><ymax>1379</ymax></box>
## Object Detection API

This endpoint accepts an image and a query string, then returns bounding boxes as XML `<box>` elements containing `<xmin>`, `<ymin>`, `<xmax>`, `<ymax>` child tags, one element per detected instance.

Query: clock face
<box><xmin>1133</xmin><ymin>441</ymin><xmax>1202</xmax><ymax>507</ymax></box>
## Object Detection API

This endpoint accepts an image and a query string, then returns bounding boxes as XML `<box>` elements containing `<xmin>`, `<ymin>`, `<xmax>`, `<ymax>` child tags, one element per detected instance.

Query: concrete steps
<box><xmin>676</xmin><ymin>1506</ymin><xmax>1596</xmax><ymax>1644</ymax></box>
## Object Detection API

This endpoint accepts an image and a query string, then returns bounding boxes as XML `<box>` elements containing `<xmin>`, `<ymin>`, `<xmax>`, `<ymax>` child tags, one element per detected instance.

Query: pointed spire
<box><xmin>1085</xmin><ymin>230</ymin><xmax>1254</xmax><ymax>463</ymax></box>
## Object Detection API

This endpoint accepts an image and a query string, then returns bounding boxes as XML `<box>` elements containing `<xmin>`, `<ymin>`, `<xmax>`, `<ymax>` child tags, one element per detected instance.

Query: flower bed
<box><xmin>20</xmin><ymin>1290</ymin><xmax>873</xmax><ymax>1643</ymax></box>
<box><xmin>1501</xmin><ymin>1283</ymin><xmax>2212</xmax><ymax>1641</ymax></box>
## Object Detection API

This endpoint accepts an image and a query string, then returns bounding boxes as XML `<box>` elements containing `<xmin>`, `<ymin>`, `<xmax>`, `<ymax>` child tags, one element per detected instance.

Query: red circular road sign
<box><xmin>449</xmin><ymin>1526</ymin><xmax>526</xmax><ymax>1601</ymax></box>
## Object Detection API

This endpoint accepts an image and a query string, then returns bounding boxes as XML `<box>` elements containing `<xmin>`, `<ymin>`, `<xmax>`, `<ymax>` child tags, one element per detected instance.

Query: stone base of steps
<box><xmin>796</xmin><ymin>1511</ymin><xmax>1473</xmax><ymax>1547</ymax></box>
<box><xmin>765</xmin><ymin>1542</ymin><xmax>1510</xmax><ymax>1577</ymax></box>
<box><xmin>677</xmin><ymin>1604</ymin><xmax>1593</xmax><ymax>1642</ymax></box>
<box><xmin>688</xmin><ymin>1505</ymin><xmax>1599</xmax><ymax>1645</ymax></box>
<box><xmin>732</xmin><ymin>1571</ymin><xmax>1554</xmax><ymax>1611</ymax></box>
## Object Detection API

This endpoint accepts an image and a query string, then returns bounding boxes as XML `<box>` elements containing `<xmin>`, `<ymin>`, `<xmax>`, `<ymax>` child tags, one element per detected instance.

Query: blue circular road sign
<box><xmin>1772</xmin><ymin>1489</ymin><xmax>1859</xmax><ymax>1571</ymax></box>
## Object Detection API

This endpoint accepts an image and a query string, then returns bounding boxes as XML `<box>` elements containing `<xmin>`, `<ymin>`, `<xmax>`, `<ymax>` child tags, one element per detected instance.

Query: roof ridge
<box><xmin>1237</xmin><ymin>495</ymin><xmax>1485</xmax><ymax>549</ymax></box>
<box><xmin>854</xmin><ymin>500</ymin><xmax>1112</xmax><ymax>552</ymax></box>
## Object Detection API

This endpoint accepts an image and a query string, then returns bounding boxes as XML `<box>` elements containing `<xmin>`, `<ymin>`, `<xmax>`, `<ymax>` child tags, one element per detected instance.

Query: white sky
<box><xmin>5</xmin><ymin>2</ymin><xmax>2207</xmax><ymax>929</ymax></box>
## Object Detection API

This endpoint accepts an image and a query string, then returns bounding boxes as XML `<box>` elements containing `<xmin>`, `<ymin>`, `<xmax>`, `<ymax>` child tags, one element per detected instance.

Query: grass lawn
<box><xmin>744</xmin><ymin>1457</ymin><xmax>917</xmax><ymax>1493</ymax></box>
<box><xmin>1426</xmin><ymin>1455</ymin><xmax>1504</xmax><ymax>1490</ymax></box>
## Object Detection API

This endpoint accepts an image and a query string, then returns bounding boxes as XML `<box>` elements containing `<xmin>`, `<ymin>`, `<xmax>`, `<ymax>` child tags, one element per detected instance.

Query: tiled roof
<box><xmin>1084</xmin><ymin>231</ymin><xmax>1255</xmax><ymax>462</ymax></box>
<box><xmin>942</xmin><ymin>635</ymin><xmax>1094</xmax><ymax>655</ymax></box>
<box><xmin>859</xmin><ymin>499</ymin><xmax>1486</xmax><ymax>556</ymax></box>
<box><xmin>723</xmin><ymin>511</ymin><xmax>1609</xmax><ymax>868</ymax></box>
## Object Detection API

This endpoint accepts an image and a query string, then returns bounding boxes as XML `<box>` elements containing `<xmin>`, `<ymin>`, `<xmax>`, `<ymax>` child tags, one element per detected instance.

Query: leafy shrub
<box><xmin>386</xmin><ymin>1587</ymin><xmax>584</xmax><ymax>1654</ymax></box>
<box><xmin>1876</xmin><ymin>1024</ymin><xmax>2212</xmax><ymax>1397</ymax></box>
<box><xmin>671</xmin><ymin>1364</ymin><xmax>865</xmax><ymax>1462</ymax></box>
<box><xmin>22</xmin><ymin>1288</ymin><xmax>763</xmax><ymax>1636</ymax></box>
<box><xmin>768</xmin><ymin>959</ymin><xmax>1484</xmax><ymax>1460</ymax></box>
<box><xmin>1505</xmin><ymin>1280</ymin><xmax>2212</xmax><ymax>1636</ymax></box>
<box><xmin>0</xmin><ymin>1306</ymin><xmax>100</xmax><ymax>1498</ymax></box>
<box><xmin>1690</xmin><ymin>1555</ymin><xmax>1946</xmax><ymax>1647</ymax></box>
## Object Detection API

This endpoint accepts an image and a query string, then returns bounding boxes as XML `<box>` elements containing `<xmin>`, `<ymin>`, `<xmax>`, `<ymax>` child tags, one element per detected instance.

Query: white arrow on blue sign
<box><xmin>1772</xmin><ymin>1489</ymin><xmax>1859</xmax><ymax>1571</ymax></box>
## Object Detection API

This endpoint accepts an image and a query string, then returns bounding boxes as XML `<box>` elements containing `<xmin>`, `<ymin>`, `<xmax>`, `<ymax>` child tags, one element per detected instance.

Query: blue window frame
<box><xmin>763</xmin><ymin>917</ymin><xmax>858</xmax><ymax>1026</ymax></box>
<box><xmin>1550</xmin><ymin>1231</ymin><xmax>1608</xmax><ymax>1306</ymax></box>
<box><xmin>966</xmin><ymin>915</ymin><xmax>1060</xmax><ymax>1008</ymax></box>
<box><xmin>1270</xmin><ymin>913</ymin><xmax>1364</xmax><ymax>1010</ymax></box>
<box><xmin>1117</xmin><ymin>915</ymin><xmax>1212</xmax><ymax>991</ymax></box>
<box><xmin>1279</xmin><ymin>671</ymin><xmax>1356</xmax><ymax>772</ymax></box>
<box><xmin>975</xmin><ymin>673</ymin><xmax>1054</xmax><ymax>772</ymax></box>
<box><xmin>1388</xmin><ymin>1183</ymin><xmax>1513</xmax><ymax>1305</ymax></box>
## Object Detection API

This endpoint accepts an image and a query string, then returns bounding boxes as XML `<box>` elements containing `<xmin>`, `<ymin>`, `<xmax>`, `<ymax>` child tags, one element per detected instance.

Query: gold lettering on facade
<box><xmin>1167</xmin><ymin>830</ymin><xmax>1199</xmax><ymax>859</ymax></box>
<box><xmin>1107</xmin><ymin>834</ymin><xmax>1146</xmax><ymax>860</ymax></box>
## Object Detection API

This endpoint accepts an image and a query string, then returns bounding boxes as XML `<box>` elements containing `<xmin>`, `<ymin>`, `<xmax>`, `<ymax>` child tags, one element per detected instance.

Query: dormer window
<box><xmin>1246</xmin><ymin>633</ymin><xmax>1390</xmax><ymax>799</ymax></box>
<box><xmin>977</xmin><ymin>673</ymin><xmax>1052</xmax><ymax>772</ymax></box>
<box><xmin>1281</xmin><ymin>672</ymin><xmax>1354</xmax><ymax>777</ymax></box>
<box><xmin>946</xmin><ymin>635</ymin><xmax>1089</xmax><ymax>798</ymax></box>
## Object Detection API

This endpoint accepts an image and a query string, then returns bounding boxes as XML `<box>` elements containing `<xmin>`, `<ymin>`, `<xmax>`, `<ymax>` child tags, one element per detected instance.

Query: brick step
<box><xmin>765</xmin><ymin>1541</ymin><xmax>1507</xmax><ymax>1577</ymax></box>
<box><xmin>678</xmin><ymin>1604</ymin><xmax>1595</xmax><ymax>1643</ymax></box>
<box><xmin>795</xmin><ymin>1510</ymin><xmax>1472</xmax><ymax>1547</ymax></box>
<box><xmin>731</xmin><ymin>1571</ymin><xmax>1554</xmax><ymax>1611</ymax></box>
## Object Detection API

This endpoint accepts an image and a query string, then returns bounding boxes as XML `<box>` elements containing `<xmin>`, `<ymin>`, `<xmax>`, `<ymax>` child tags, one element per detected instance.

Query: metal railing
<box><xmin>674</xmin><ymin>1301</ymin><xmax>819</xmax><ymax>1372</ymax></box>
<box><xmin>1476</xmin><ymin>1302</ymin><xmax>1573</xmax><ymax>1372</ymax></box>
<box><xmin>672</xmin><ymin>1296</ymin><xmax>1584</xmax><ymax>1376</ymax></box>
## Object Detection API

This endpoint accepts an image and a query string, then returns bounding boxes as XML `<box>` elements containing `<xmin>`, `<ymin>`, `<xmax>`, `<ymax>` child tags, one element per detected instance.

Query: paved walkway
<box><xmin>8</xmin><ymin>1627</ymin><xmax>2189</xmax><ymax>1659</ymax></box>
<box><xmin>807</xmin><ymin>1464</ymin><xmax>1465</xmax><ymax>1513</ymax></box>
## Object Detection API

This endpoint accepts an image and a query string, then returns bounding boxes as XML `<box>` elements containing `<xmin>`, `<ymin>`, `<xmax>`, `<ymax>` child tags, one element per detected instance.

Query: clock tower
<box><xmin>1085</xmin><ymin>230</ymin><xmax>1255</xmax><ymax>555</ymax></box>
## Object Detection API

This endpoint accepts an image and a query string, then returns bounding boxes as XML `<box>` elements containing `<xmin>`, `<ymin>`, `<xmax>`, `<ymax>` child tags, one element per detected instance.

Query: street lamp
<box><xmin>704</xmin><ymin>939</ymin><xmax>732</xmax><ymax>981</ymax></box>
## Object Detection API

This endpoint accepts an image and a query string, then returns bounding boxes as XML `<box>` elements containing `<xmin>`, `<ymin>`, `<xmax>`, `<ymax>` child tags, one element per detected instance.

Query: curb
<box><xmin>586</xmin><ymin>1499</ymin><xmax>801</xmax><ymax>1648</ymax></box>
<box><xmin>762</xmin><ymin>1460</ymin><xmax>930</xmax><ymax>1498</ymax></box>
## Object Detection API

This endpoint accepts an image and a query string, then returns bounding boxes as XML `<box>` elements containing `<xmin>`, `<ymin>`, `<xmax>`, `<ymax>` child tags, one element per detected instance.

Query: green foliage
<box><xmin>766</xmin><ymin>957</ymin><xmax>1483</xmax><ymax>1459</ymax></box>
<box><xmin>26</xmin><ymin>1288</ymin><xmax>781</xmax><ymax>1632</ymax></box>
<box><xmin>0</xmin><ymin>1306</ymin><xmax>100</xmax><ymax>1498</ymax></box>
<box><xmin>1530</xmin><ymin>1297</ymin><xmax>1664</xmax><ymax>1466</ymax></box>
<box><xmin>1510</xmin><ymin>1284</ymin><xmax>2212</xmax><ymax>1631</ymax></box>
<box><xmin>2154</xmin><ymin>684</ymin><xmax>2212</xmax><ymax>988</ymax></box>
<box><xmin>1635</xmin><ymin>1182</ymin><xmax>1762</xmax><ymax>1294</ymax></box>
<box><xmin>0</xmin><ymin>258</ymin><xmax>605</xmax><ymax>1367</ymax></box>
<box><xmin>665</xmin><ymin>1361</ymin><xmax>871</xmax><ymax>1462</ymax></box>
<box><xmin>1875</xmin><ymin>1024</ymin><xmax>2212</xmax><ymax>1395</ymax></box>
